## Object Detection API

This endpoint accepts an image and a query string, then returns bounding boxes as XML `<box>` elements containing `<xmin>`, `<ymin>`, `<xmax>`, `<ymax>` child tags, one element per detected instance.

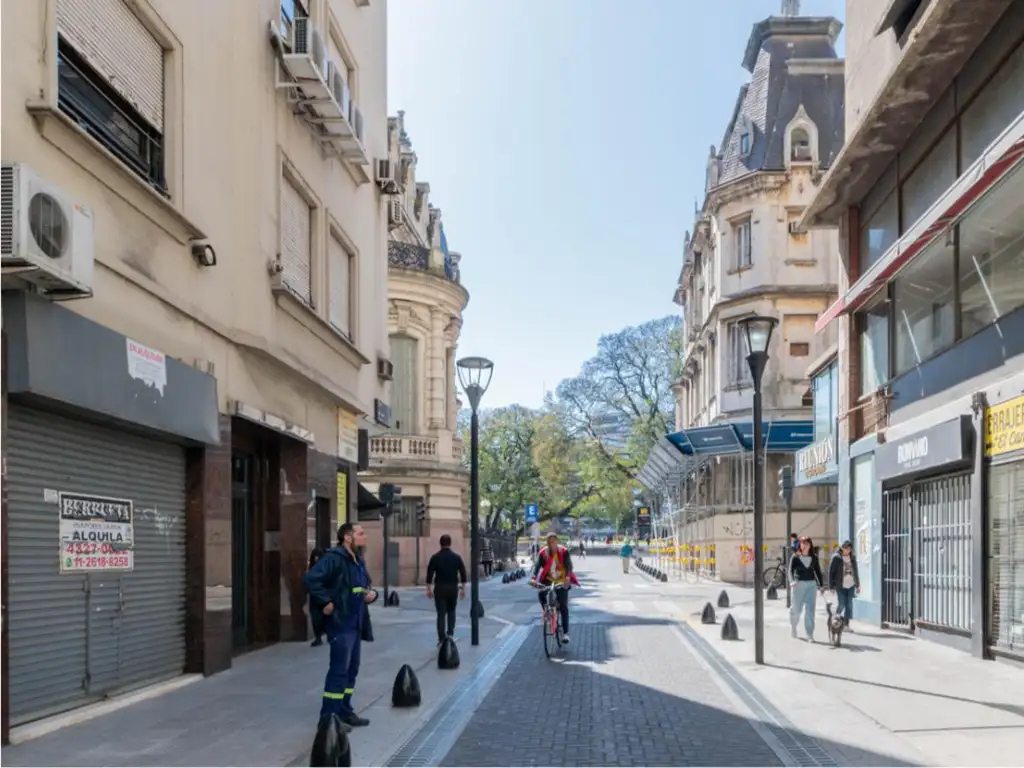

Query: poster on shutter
<box><xmin>58</xmin><ymin>492</ymin><xmax>134</xmax><ymax>573</ymax></box>
<box><xmin>126</xmin><ymin>338</ymin><xmax>167</xmax><ymax>395</ymax></box>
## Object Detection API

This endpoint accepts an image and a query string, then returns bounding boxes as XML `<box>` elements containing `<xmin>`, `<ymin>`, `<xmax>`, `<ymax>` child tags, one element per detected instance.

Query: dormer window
<box><xmin>791</xmin><ymin>127</ymin><xmax>812</xmax><ymax>162</ymax></box>
<box><xmin>785</xmin><ymin>106</ymin><xmax>819</xmax><ymax>167</ymax></box>
<box><xmin>739</xmin><ymin>132</ymin><xmax>751</xmax><ymax>155</ymax></box>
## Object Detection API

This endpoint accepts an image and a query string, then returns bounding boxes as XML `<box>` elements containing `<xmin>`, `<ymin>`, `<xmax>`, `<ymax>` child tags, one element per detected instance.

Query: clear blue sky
<box><xmin>387</xmin><ymin>0</ymin><xmax>846</xmax><ymax>409</ymax></box>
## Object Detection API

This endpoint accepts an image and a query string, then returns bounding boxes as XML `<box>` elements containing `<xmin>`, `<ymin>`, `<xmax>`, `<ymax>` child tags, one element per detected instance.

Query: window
<box><xmin>56</xmin><ymin>0</ymin><xmax>165</xmax><ymax>191</ymax></box>
<box><xmin>893</xmin><ymin>237</ymin><xmax>955</xmax><ymax>375</ymax></box>
<box><xmin>812</xmin><ymin>362</ymin><xmax>838</xmax><ymax>441</ymax></box>
<box><xmin>958</xmin><ymin>162</ymin><xmax>1024</xmax><ymax>338</ymax></box>
<box><xmin>328</xmin><ymin>234</ymin><xmax>353</xmax><ymax>338</ymax></box>
<box><xmin>858</xmin><ymin>298</ymin><xmax>890</xmax><ymax>395</ymax></box>
<box><xmin>280</xmin><ymin>176</ymin><xmax>313</xmax><ymax>304</ymax></box>
<box><xmin>727</xmin><ymin>321</ymin><xmax>752</xmax><ymax>387</ymax></box>
<box><xmin>790</xmin><ymin>342</ymin><xmax>810</xmax><ymax>357</ymax></box>
<box><xmin>960</xmin><ymin>40</ymin><xmax>1024</xmax><ymax>170</ymax></box>
<box><xmin>733</xmin><ymin>218</ymin><xmax>752</xmax><ymax>269</ymax></box>
<box><xmin>740</xmin><ymin>133</ymin><xmax>751</xmax><ymax>155</ymax></box>
<box><xmin>790</xmin><ymin>127</ymin><xmax>812</xmax><ymax>162</ymax></box>
<box><xmin>389</xmin><ymin>335</ymin><xmax>418</xmax><ymax>434</ymax></box>
<box><xmin>860</xmin><ymin>191</ymin><xmax>898</xmax><ymax>271</ymax></box>
<box><xmin>901</xmin><ymin>128</ymin><xmax>957</xmax><ymax>231</ymax></box>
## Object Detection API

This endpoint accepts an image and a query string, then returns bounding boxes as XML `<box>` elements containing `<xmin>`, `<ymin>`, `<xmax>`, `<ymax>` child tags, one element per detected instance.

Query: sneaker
<box><xmin>311</xmin><ymin>638</ymin><xmax>323</xmax><ymax>647</ymax></box>
<box><xmin>562</xmin><ymin>633</ymin><xmax>570</xmax><ymax>644</ymax></box>
<box><xmin>342</xmin><ymin>714</ymin><xmax>370</xmax><ymax>728</ymax></box>
<box><xmin>791</xmin><ymin>627</ymin><xmax>797</xmax><ymax>639</ymax></box>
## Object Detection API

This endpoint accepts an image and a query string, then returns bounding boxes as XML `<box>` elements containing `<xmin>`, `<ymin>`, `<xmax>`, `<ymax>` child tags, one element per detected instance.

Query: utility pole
<box><xmin>779</xmin><ymin>466</ymin><xmax>794</xmax><ymax>608</ymax></box>
<box><xmin>378</xmin><ymin>483</ymin><xmax>402</xmax><ymax>604</ymax></box>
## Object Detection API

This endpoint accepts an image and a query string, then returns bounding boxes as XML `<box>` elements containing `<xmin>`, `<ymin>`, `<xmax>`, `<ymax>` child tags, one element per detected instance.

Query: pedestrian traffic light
<box><xmin>416</xmin><ymin>501</ymin><xmax>426</xmax><ymax>522</ymax></box>
<box><xmin>778</xmin><ymin>466</ymin><xmax>793</xmax><ymax>506</ymax></box>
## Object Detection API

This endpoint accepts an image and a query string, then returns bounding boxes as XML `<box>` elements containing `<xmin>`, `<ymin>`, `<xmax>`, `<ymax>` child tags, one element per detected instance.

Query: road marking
<box><xmin>612</xmin><ymin>600</ymin><xmax>635</xmax><ymax>612</ymax></box>
<box><xmin>604</xmin><ymin>583</ymin><xmax>623</xmax><ymax>590</ymax></box>
<box><xmin>635</xmin><ymin>582</ymin><xmax>651</xmax><ymax>589</ymax></box>
<box><xmin>654</xmin><ymin>600</ymin><xmax>680</xmax><ymax>615</ymax></box>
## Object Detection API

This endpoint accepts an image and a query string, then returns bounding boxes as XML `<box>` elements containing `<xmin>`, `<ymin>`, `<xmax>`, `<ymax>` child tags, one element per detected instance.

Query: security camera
<box><xmin>267</xmin><ymin>259</ymin><xmax>284</xmax><ymax>275</ymax></box>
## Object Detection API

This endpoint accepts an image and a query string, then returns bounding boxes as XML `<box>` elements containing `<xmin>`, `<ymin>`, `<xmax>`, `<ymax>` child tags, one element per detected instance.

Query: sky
<box><xmin>387</xmin><ymin>0</ymin><xmax>846</xmax><ymax>409</ymax></box>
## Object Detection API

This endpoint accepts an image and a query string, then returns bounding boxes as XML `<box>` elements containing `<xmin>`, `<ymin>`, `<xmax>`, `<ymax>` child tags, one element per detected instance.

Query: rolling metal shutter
<box><xmin>280</xmin><ymin>177</ymin><xmax>313</xmax><ymax>303</ymax></box>
<box><xmin>6</xmin><ymin>405</ymin><xmax>187</xmax><ymax>725</ymax></box>
<box><xmin>56</xmin><ymin>0</ymin><xmax>165</xmax><ymax>131</ymax></box>
<box><xmin>988</xmin><ymin>460</ymin><xmax>1024</xmax><ymax>657</ymax></box>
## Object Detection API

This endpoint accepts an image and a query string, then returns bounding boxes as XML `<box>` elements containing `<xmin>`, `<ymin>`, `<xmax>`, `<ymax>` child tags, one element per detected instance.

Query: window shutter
<box><xmin>389</xmin><ymin>336</ymin><xmax>418</xmax><ymax>435</ymax></box>
<box><xmin>329</xmin><ymin>236</ymin><xmax>351</xmax><ymax>336</ymax></box>
<box><xmin>280</xmin><ymin>178</ymin><xmax>312</xmax><ymax>304</ymax></box>
<box><xmin>57</xmin><ymin>0</ymin><xmax>165</xmax><ymax>131</ymax></box>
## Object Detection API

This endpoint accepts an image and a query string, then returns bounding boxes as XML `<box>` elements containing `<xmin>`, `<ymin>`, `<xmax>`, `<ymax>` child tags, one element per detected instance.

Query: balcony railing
<box><xmin>370</xmin><ymin>435</ymin><xmax>438</xmax><ymax>459</ymax></box>
<box><xmin>388</xmin><ymin>242</ymin><xmax>460</xmax><ymax>283</ymax></box>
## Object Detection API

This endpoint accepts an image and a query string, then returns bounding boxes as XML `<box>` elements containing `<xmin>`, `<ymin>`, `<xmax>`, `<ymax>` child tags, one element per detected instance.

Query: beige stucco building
<box><xmin>638</xmin><ymin>9</ymin><xmax>844</xmax><ymax>585</ymax></box>
<box><xmin>1</xmin><ymin>0</ymin><xmax>391</xmax><ymax>737</ymax></box>
<box><xmin>360</xmin><ymin>112</ymin><xmax>471</xmax><ymax>587</ymax></box>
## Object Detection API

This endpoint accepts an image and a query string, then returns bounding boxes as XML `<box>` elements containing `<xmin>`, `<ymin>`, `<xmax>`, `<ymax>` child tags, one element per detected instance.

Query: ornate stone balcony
<box><xmin>369</xmin><ymin>433</ymin><xmax>464</xmax><ymax>468</ymax></box>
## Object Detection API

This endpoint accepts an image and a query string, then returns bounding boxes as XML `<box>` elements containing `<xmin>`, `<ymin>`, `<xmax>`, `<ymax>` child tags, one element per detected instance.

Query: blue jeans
<box><xmin>319</xmin><ymin>624</ymin><xmax>361</xmax><ymax>726</ymax></box>
<box><xmin>790</xmin><ymin>580</ymin><xmax>818</xmax><ymax>637</ymax></box>
<box><xmin>835</xmin><ymin>587</ymin><xmax>855</xmax><ymax>623</ymax></box>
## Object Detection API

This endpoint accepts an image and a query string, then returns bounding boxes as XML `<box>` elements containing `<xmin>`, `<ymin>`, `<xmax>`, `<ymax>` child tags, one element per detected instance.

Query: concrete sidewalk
<box><xmin>1</xmin><ymin>601</ymin><xmax>508</xmax><ymax>767</ymax></box>
<box><xmin>678</xmin><ymin>581</ymin><xmax>1024</xmax><ymax>767</ymax></box>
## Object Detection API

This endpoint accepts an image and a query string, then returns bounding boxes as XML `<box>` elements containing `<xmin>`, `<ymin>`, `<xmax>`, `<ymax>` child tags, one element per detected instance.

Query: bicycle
<box><xmin>532</xmin><ymin>582</ymin><xmax>570</xmax><ymax>658</ymax></box>
<box><xmin>763</xmin><ymin>554</ymin><xmax>789</xmax><ymax>590</ymax></box>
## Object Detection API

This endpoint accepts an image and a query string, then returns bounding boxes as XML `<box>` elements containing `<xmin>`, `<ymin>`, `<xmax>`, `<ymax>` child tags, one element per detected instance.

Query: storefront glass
<box><xmin>987</xmin><ymin>461</ymin><xmax>1024</xmax><ymax>657</ymax></box>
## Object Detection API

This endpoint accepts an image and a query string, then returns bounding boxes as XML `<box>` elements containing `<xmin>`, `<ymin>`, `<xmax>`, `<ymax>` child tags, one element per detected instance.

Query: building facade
<box><xmin>639</xmin><ymin>8</ymin><xmax>845</xmax><ymax>585</ymax></box>
<box><xmin>359</xmin><ymin>112</ymin><xmax>471</xmax><ymax>587</ymax></box>
<box><xmin>1</xmin><ymin>0</ymin><xmax>391</xmax><ymax>740</ymax></box>
<box><xmin>803</xmin><ymin>0</ymin><xmax>1024</xmax><ymax>660</ymax></box>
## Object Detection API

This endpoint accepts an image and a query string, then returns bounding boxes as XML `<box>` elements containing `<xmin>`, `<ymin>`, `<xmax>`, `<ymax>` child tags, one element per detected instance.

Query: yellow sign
<box><xmin>336</xmin><ymin>409</ymin><xmax>359</xmax><ymax>464</ymax></box>
<box><xmin>985</xmin><ymin>394</ymin><xmax>1024</xmax><ymax>458</ymax></box>
<box><xmin>336</xmin><ymin>471</ymin><xmax>348</xmax><ymax>526</ymax></box>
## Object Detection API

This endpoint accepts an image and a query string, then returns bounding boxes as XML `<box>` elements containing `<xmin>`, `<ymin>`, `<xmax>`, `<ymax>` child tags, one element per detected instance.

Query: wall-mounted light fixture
<box><xmin>190</xmin><ymin>240</ymin><xmax>217</xmax><ymax>268</ymax></box>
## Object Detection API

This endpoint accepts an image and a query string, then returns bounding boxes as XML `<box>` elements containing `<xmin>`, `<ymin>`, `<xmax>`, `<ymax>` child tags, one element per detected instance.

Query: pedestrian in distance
<box><xmin>304</xmin><ymin>523</ymin><xmax>378</xmax><ymax>729</ymax></box>
<box><xmin>619</xmin><ymin>540</ymin><xmax>633</xmax><ymax>574</ymax></box>
<box><xmin>828</xmin><ymin>539</ymin><xmax>861</xmax><ymax>629</ymax></box>
<box><xmin>578</xmin><ymin>538</ymin><xmax>587</xmax><ymax>559</ymax></box>
<box><xmin>307</xmin><ymin>548</ymin><xmax>326</xmax><ymax>647</ymax></box>
<box><xmin>790</xmin><ymin>532</ymin><xmax>800</xmax><ymax>552</ymax></box>
<box><xmin>789</xmin><ymin>535</ymin><xmax>825</xmax><ymax>642</ymax></box>
<box><xmin>425</xmin><ymin>534</ymin><xmax>468</xmax><ymax>646</ymax></box>
<box><xmin>480</xmin><ymin>538</ymin><xmax>494</xmax><ymax>578</ymax></box>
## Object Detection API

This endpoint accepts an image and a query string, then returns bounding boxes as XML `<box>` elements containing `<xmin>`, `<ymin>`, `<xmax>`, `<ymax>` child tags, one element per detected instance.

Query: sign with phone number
<box><xmin>58</xmin><ymin>491</ymin><xmax>135</xmax><ymax>574</ymax></box>
<box><xmin>61</xmin><ymin>545</ymin><xmax>132</xmax><ymax>571</ymax></box>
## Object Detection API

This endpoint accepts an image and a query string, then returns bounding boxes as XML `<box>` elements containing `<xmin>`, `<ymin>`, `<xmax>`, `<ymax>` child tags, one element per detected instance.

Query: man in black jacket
<box><xmin>425</xmin><ymin>535</ymin><xmax>467</xmax><ymax>645</ymax></box>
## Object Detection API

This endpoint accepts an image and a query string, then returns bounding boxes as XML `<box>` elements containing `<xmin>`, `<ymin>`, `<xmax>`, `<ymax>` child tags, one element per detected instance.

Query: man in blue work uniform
<box><xmin>304</xmin><ymin>522</ymin><xmax>378</xmax><ymax>728</ymax></box>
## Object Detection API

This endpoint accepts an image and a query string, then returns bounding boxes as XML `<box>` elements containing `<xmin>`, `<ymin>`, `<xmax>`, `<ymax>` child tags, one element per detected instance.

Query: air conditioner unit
<box><xmin>375</xmin><ymin>160</ymin><xmax>400</xmax><ymax>194</ymax></box>
<box><xmin>333</xmin><ymin>103</ymin><xmax>367</xmax><ymax>164</ymax></box>
<box><xmin>387</xmin><ymin>199</ymin><xmax>403</xmax><ymax>230</ymax></box>
<box><xmin>377</xmin><ymin>357</ymin><xmax>394</xmax><ymax>381</ymax></box>
<box><xmin>283</xmin><ymin>18</ymin><xmax>329</xmax><ymax>97</ymax></box>
<box><xmin>788</xmin><ymin>221</ymin><xmax>804</xmax><ymax>236</ymax></box>
<box><xmin>1</xmin><ymin>163</ymin><xmax>94</xmax><ymax>299</ymax></box>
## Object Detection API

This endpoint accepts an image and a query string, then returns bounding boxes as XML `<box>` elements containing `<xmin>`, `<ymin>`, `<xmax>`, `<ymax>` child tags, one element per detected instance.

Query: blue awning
<box><xmin>665</xmin><ymin>420</ymin><xmax>814</xmax><ymax>457</ymax></box>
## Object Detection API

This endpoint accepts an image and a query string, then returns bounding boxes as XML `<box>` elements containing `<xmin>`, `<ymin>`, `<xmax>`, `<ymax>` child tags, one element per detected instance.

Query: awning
<box><xmin>357</xmin><ymin>483</ymin><xmax>386</xmax><ymax>511</ymax></box>
<box><xmin>667</xmin><ymin>420</ymin><xmax>814</xmax><ymax>456</ymax></box>
<box><xmin>815</xmin><ymin>115</ymin><xmax>1024</xmax><ymax>333</ymax></box>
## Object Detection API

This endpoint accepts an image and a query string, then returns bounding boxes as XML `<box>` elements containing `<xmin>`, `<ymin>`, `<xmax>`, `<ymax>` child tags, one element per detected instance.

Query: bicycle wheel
<box><xmin>763</xmin><ymin>566</ymin><xmax>783</xmax><ymax>589</ymax></box>
<box><xmin>543</xmin><ymin>609</ymin><xmax>556</xmax><ymax>658</ymax></box>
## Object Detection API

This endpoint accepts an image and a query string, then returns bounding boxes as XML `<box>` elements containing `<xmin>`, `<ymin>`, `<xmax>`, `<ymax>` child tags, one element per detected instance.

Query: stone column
<box><xmin>447</xmin><ymin>343</ymin><xmax>458</xmax><ymax>431</ymax></box>
<box><xmin>428</xmin><ymin>308</ymin><xmax>446</xmax><ymax>429</ymax></box>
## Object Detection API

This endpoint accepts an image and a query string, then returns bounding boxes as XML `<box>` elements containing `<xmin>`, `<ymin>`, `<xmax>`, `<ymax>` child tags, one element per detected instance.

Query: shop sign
<box><xmin>374</xmin><ymin>399</ymin><xmax>392</xmax><ymax>428</ymax></box>
<box><xmin>985</xmin><ymin>393</ymin><xmax>1024</xmax><ymax>458</ymax></box>
<box><xmin>336</xmin><ymin>409</ymin><xmax>359</xmax><ymax>464</ymax></box>
<box><xmin>875</xmin><ymin>415</ymin><xmax>971</xmax><ymax>482</ymax></box>
<box><xmin>637</xmin><ymin>507</ymin><xmax>651</xmax><ymax>527</ymax></box>
<box><xmin>336</xmin><ymin>471</ymin><xmax>348</xmax><ymax>527</ymax></box>
<box><xmin>59</xmin><ymin>492</ymin><xmax>134</xmax><ymax>573</ymax></box>
<box><xmin>795</xmin><ymin>435</ymin><xmax>838</xmax><ymax>485</ymax></box>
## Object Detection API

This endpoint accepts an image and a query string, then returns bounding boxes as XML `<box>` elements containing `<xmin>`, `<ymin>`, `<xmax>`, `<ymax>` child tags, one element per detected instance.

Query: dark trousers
<box><xmin>537</xmin><ymin>586</ymin><xmax>570</xmax><ymax>634</ymax></box>
<box><xmin>319</xmin><ymin>625</ymin><xmax>361</xmax><ymax>726</ymax></box>
<box><xmin>434</xmin><ymin>583</ymin><xmax>458</xmax><ymax>642</ymax></box>
<box><xmin>482</xmin><ymin>561</ymin><xmax>493</xmax><ymax>577</ymax></box>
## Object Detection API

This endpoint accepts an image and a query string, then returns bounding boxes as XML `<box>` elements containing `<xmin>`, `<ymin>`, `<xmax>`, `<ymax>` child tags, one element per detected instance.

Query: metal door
<box><xmin>882</xmin><ymin>487</ymin><xmax>913</xmax><ymax>629</ymax></box>
<box><xmin>6</xmin><ymin>405</ymin><xmax>187</xmax><ymax>725</ymax></box>
<box><xmin>231</xmin><ymin>453</ymin><xmax>254</xmax><ymax>649</ymax></box>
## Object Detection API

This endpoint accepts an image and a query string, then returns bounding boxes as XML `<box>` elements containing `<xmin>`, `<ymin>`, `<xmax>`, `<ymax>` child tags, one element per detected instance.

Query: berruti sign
<box><xmin>876</xmin><ymin>415</ymin><xmax>972</xmax><ymax>482</ymax></box>
<box><xmin>985</xmin><ymin>393</ymin><xmax>1024</xmax><ymax>458</ymax></box>
<box><xmin>795</xmin><ymin>435</ymin><xmax>838</xmax><ymax>485</ymax></box>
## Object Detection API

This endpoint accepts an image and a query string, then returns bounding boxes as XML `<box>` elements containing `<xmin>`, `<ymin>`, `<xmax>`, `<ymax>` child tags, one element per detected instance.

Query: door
<box><xmin>882</xmin><ymin>487</ymin><xmax>913</xmax><ymax>630</ymax></box>
<box><xmin>5</xmin><ymin>405</ymin><xmax>187</xmax><ymax>725</ymax></box>
<box><xmin>231</xmin><ymin>453</ymin><xmax>254</xmax><ymax>649</ymax></box>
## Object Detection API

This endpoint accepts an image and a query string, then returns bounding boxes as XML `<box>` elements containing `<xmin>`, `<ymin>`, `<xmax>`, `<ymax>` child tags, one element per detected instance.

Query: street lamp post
<box><xmin>739</xmin><ymin>314</ymin><xmax>778</xmax><ymax>667</ymax></box>
<box><xmin>457</xmin><ymin>356</ymin><xmax>494</xmax><ymax>647</ymax></box>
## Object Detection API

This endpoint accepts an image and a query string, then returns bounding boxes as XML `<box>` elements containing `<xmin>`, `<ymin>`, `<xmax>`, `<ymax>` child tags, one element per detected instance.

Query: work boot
<box><xmin>343</xmin><ymin>714</ymin><xmax>370</xmax><ymax>728</ymax></box>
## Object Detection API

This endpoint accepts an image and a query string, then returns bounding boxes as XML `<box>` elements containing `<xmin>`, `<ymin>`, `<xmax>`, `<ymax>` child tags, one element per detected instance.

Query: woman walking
<box><xmin>307</xmin><ymin>548</ymin><xmax>326</xmax><ymax>646</ymax></box>
<box><xmin>828</xmin><ymin>540</ymin><xmax>861</xmax><ymax>628</ymax></box>
<box><xmin>480</xmin><ymin>538</ymin><xmax>494</xmax><ymax>578</ymax></box>
<box><xmin>789</xmin><ymin>536</ymin><xmax>824</xmax><ymax>642</ymax></box>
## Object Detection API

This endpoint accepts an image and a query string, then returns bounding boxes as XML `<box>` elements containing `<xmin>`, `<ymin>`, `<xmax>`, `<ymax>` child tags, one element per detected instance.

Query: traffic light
<box><xmin>416</xmin><ymin>501</ymin><xmax>427</xmax><ymax>522</ymax></box>
<box><xmin>778</xmin><ymin>466</ymin><xmax>793</xmax><ymax>506</ymax></box>
<box><xmin>379</xmin><ymin>483</ymin><xmax>402</xmax><ymax>517</ymax></box>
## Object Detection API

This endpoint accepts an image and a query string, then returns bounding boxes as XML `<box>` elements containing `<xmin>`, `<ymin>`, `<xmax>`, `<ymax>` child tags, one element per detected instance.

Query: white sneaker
<box><xmin>562</xmin><ymin>634</ymin><xmax>570</xmax><ymax>644</ymax></box>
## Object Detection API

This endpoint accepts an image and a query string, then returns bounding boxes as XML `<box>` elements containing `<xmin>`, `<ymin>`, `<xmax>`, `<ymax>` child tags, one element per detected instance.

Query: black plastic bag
<box><xmin>310</xmin><ymin>714</ymin><xmax>352</xmax><ymax>767</ymax></box>
<box><xmin>392</xmin><ymin>663</ymin><xmax>422</xmax><ymax>708</ymax></box>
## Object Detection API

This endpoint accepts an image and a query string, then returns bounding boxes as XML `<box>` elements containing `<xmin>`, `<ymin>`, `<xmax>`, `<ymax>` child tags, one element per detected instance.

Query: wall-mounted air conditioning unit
<box><xmin>319</xmin><ymin>61</ymin><xmax>353</xmax><ymax>129</ymax></box>
<box><xmin>387</xmin><ymin>199</ymin><xmax>403</xmax><ymax>230</ymax></box>
<box><xmin>375</xmin><ymin>160</ymin><xmax>400</xmax><ymax>194</ymax></box>
<box><xmin>1</xmin><ymin>163</ymin><xmax>94</xmax><ymax>299</ymax></box>
<box><xmin>282</xmin><ymin>18</ymin><xmax>329</xmax><ymax>98</ymax></box>
<box><xmin>377</xmin><ymin>357</ymin><xmax>394</xmax><ymax>381</ymax></box>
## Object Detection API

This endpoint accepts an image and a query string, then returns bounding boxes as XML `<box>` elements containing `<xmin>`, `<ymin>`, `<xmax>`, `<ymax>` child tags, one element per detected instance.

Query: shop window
<box><xmin>960</xmin><ymin>40</ymin><xmax>1024</xmax><ymax>170</ymax></box>
<box><xmin>987</xmin><ymin>460</ymin><xmax>1024</xmax><ymax>657</ymax></box>
<box><xmin>893</xmin><ymin>237</ymin><xmax>955</xmax><ymax>375</ymax></box>
<box><xmin>958</xmin><ymin>163</ymin><xmax>1024</xmax><ymax>338</ymax></box>
<box><xmin>900</xmin><ymin>128</ymin><xmax>957</xmax><ymax>232</ymax></box>
<box><xmin>858</xmin><ymin>297</ymin><xmax>890</xmax><ymax>396</ymax></box>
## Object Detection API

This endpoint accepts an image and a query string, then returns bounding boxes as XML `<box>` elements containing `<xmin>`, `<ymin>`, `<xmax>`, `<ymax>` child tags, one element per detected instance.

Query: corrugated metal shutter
<box><xmin>57</xmin><ymin>0</ymin><xmax>164</xmax><ymax>131</ymax></box>
<box><xmin>6</xmin><ymin>405</ymin><xmax>187</xmax><ymax>725</ymax></box>
<box><xmin>328</xmin><ymin>235</ymin><xmax>351</xmax><ymax>336</ymax></box>
<box><xmin>989</xmin><ymin>460</ymin><xmax>1024</xmax><ymax>657</ymax></box>
<box><xmin>281</xmin><ymin>177</ymin><xmax>312</xmax><ymax>304</ymax></box>
<box><xmin>389</xmin><ymin>335</ymin><xmax>417</xmax><ymax>434</ymax></box>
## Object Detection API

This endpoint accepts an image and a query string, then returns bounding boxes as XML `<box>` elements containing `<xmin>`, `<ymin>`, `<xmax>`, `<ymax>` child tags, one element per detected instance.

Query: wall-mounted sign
<box><xmin>876</xmin><ymin>415</ymin><xmax>971</xmax><ymax>482</ymax></box>
<box><xmin>336</xmin><ymin>471</ymin><xmax>348</xmax><ymax>527</ymax></box>
<box><xmin>985</xmin><ymin>393</ymin><xmax>1024</xmax><ymax>458</ymax></box>
<box><xmin>525</xmin><ymin>504</ymin><xmax>539</xmax><ymax>524</ymax></box>
<box><xmin>374</xmin><ymin>399</ymin><xmax>392</xmax><ymax>428</ymax></box>
<box><xmin>795</xmin><ymin>435</ymin><xmax>839</xmax><ymax>485</ymax></box>
<box><xmin>637</xmin><ymin>507</ymin><xmax>651</xmax><ymax>527</ymax></box>
<box><xmin>336</xmin><ymin>409</ymin><xmax>358</xmax><ymax>464</ymax></box>
<box><xmin>59</xmin><ymin>492</ymin><xmax>134</xmax><ymax>573</ymax></box>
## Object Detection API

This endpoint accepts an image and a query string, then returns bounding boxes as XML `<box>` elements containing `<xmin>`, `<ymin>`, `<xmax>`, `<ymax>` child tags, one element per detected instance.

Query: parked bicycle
<box><xmin>762</xmin><ymin>552</ymin><xmax>789</xmax><ymax>590</ymax></box>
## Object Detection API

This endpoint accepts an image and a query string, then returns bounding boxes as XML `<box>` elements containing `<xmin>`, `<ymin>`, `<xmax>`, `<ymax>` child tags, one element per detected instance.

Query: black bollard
<box><xmin>660</xmin><ymin>573</ymin><xmax>668</xmax><ymax>583</ymax></box>
<box><xmin>310</xmin><ymin>714</ymin><xmax>352</xmax><ymax>767</ymax></box>
<box><xmin>766</xmin><ymin>584</ymin><xmax>779</xmax><ymax>601</ymax></box>
<box><xmin>472</xmin><ymin>601</ymin><xmax>485</xmax><ymax>619</ymax></box>
<box><xmin>392</xmin><ymin>664</ymin><xmax>422</xmax><ymax>708</ymax></box>
<box><xmin>502</xmin><ymin>573</ymin><xmax>510</xmax><ymax>584</ymax></box>
<box><xmin>721</xmin><ymin>614</ymin><xmax>740</xmax><ymax>641</ymax></box>
<box><xmin>386</xmin><ymin>591</ymin><xmax>400</xmax><ymax>607</ymax></box>
<box><xmin>717</xmin><ymin>590</ymin><xmax>730</xmax><ymax>609</ymax></box>
<box><xmin>701</xmin><ymin>602</ymin><xmax>716</xmax><ymax>625</ymax></box>
<box><xmin>438</xmin><ymin>636</ymin><xmax>461</xmax><ymax>670</ymax></box>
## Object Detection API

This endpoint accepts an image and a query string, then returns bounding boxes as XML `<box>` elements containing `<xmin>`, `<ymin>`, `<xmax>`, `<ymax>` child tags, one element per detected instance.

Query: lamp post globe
<box><xmin>737</xmin><ymin>314</ymin><xmax>777</xmax><ymax>666</ymax></box>
<box><xmin>456</xmin><ymin>356</ymin><xmax>494</xmax><ymax>646</ymax></box>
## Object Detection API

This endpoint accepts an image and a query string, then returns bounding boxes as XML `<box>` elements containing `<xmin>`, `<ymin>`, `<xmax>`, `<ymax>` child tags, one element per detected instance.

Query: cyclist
<box><xmin>530</xmin><ymin>532</ymin><xmax>579</xmax><ymax>643</ymax></box>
